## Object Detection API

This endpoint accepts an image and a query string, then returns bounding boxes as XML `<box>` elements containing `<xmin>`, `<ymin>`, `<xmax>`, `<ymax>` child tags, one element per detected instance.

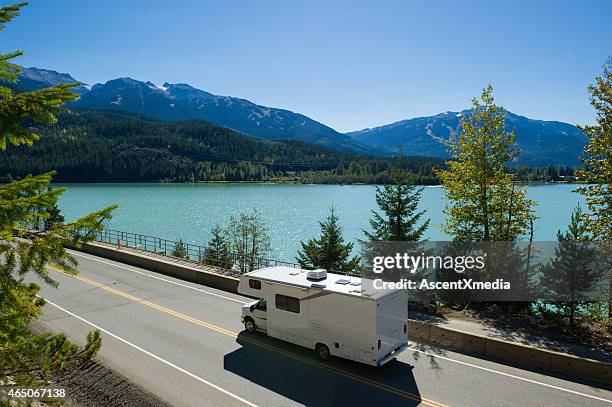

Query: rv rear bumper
<box><xmin>377</xmin><ymin>341</ymin><xmax>409</xmax><ymax>366</ymax></box>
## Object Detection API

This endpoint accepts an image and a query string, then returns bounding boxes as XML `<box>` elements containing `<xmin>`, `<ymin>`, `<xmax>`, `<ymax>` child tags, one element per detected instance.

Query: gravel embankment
<box><xmin>54</xmin><ymin>362</ymin><xmax>171</xmax><ymax>407</ymax></box>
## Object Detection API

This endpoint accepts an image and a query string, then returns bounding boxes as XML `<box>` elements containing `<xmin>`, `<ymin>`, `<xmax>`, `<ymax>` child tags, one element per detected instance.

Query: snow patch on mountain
<box><xmin>426</xmin><ymin>122</ymin><xmax>446</xmax><ymax>142</ymax></box>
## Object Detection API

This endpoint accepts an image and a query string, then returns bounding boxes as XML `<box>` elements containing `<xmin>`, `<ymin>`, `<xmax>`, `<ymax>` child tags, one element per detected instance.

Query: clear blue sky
<box><xmin>3</xmin><ymin>0</ymin><xmax>611</xmax><ymax>132</ymax></box>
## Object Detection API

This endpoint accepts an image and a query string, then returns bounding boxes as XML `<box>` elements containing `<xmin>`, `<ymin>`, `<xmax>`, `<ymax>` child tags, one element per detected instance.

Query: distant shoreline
<box><xmin>47</xmin><ymin>180</ymin><xmax>581</xmax><ymax>186</ymax></box>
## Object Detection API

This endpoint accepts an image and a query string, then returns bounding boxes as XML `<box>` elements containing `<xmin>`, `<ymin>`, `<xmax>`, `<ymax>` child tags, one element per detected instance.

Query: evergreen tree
<box><xmin>540</xmin><ymin>206</ymin><xmax>604</xmax><ymax>327</ymax></box>
<box><xmin>226</xmin><ymin>210</ymin><xmax>271</xmax><ymax>273</ymax></box>
<box><xmin>46</xmin><ymin>202</ymin><xmax>64</xmax><ymax>228</ymax></box>
<box><xmin>0</xmin><ymin>2</ymin><xmax>115</xmax><ymax>385</ymax></box>
<box><xmin>364</xmin><ymin>153</ymin><xmax>429</xmax><ymax>241</ymax></box>
<box><xmin>297</xmin><ymin>207</ymin><xmax>360</xmax><ymax>274</ymax></box>
<box><xmin>437</xmin><ymin>85</ymin><xmax>535</xmax><ymax>242</ymax></box>
<box><xmin>43</xmin><ymin>188</ymin><xmax>65</xmax><ymax>230</ymax></box>
<box><xmin>204</xmin><ymin>225</ymin><xmax>231</xmax><ymax>268</ymax></box>
<box><xmin>172</xmin><ymin>239</ymin><xmax>188</xmax><ymax>259</ymax></box>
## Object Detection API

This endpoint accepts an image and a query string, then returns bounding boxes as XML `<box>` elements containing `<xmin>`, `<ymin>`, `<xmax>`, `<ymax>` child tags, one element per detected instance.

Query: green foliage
<box><xmin>0</xmin><ymin>2</ymin><xmax>116</xmax><ymax>385</ymax></box>
<box><xmin>364</xmin><ymin>155</ymin><xmax>430</xmax><ymax>241</ymax></box>
<box><xmin>574</xmin><ymin>59</ymin><xmax>611</xmax><ymax>320</ymax></box>
<box><xmin>438</xmin><ymin>85</ymin><xmax>536</xmax><ymax>241</ymax></box>
<box><xmin>584</xmin><ymin>301</ymin><xmax>609</xmax><ymax>323</ymax></box>
<box><xmin>297</xmin><ymin>207</ymin><xmax>360</xmax><ymax>274</ymax></box>
<box><xmin>171</xmin><ymin>239</ymin><xmax>188</xmax><ymax>259</ymax></box>
<box><xmin>39</xmin><ymin>187</ymin><xmax>65</xmax><ymax>231</ymax></box>
<box><xmin>512</xmin><ymin>165</ymin><xmax>576</xmax><ymax>182</ymax></box>
<box><xmin>44</xmin><ymin>201</ymin><xmax>64</xmax><ymax>230</ymax></box>
<box><xmin>575</xmin><ymin>59</ymin><xmax>611</xmax><ymax>242</ymax></box>
<box><xmin>0</xmin><ymin>4</ymin><xmax>78</xmax><ymax>151</ymax></box>
<box><xmin>539</xmin><ymin>206</ymin><xmax>604</xmax><ymax>327</ymax></box>
<box><xmin>0</xmin><ymin>109</ymin><xmax>445</xmax><ymax>184</ymax></box>
<box><xmin>226</xmin><ymin>210</ymin><xmax>271</xmax><ymax>274</ymax></box>
<box><xmin>0</xmin><ymin>3</ymin><xmax>25</xmax><ymax>87</ymax></box>
<box><xmin>202</xmin><ymin>225</ymin><xmax>231</xmax><ymax>268</ymax></box>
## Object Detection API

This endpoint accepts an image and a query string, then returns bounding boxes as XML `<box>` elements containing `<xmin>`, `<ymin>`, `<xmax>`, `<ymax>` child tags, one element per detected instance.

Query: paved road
<box><xmin>32</xmin><ymin>250</ymin><xmax>612</xmax><ymax>407</ymax></box>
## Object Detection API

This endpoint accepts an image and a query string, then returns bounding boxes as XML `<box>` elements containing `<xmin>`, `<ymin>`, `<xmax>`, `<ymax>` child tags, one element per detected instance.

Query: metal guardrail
<box><xmin>94</xmin><ymin>229</ymin><xmax>303</xmax><ymax>274</ymax></box>
<box><xmin>22</xmin><ymin>223</ymin><xmax>353</xmax><ymax>276</ymax></box>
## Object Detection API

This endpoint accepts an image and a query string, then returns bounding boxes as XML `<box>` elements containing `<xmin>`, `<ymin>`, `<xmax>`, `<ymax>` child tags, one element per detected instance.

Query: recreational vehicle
<box><xmin>238</xmin><ymin>266</ymin><xmax>409</xmax><ymax>366</ymax></box>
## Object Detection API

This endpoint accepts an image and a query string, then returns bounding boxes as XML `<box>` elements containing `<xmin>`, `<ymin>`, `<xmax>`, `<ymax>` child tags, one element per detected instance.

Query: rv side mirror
<box><xmin>250</xmin><ymin>304</ymin><xmax>255</xmax><ymax>312</ymax></box>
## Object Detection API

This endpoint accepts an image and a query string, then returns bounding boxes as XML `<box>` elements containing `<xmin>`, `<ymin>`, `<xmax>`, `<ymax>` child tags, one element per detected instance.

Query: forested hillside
<box><xmin>1</xmin><ymin>109</ymin><xmax>443</xmax><ymax>183</ymax></box>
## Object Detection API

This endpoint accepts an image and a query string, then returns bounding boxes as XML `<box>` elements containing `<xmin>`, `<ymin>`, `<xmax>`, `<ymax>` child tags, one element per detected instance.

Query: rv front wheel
<box><xmin>244</xmin><ymin>318</ymin><xmax>256</xmax><ymax>333</ymax></box>
<box><xmin>315</xmin><ymin>344</ymin><xmax>331</xmax><ymax>361</ymax></box>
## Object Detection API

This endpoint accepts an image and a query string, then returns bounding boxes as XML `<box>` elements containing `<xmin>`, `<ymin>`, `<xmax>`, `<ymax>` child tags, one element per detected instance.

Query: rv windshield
<box><xmin>256</xmin><ymin>299</ymin><xmax>267</xmax><ymax>311</ymax></box>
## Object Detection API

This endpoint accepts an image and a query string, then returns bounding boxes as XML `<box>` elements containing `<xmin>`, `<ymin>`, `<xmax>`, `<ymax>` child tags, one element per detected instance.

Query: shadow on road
<box><xmin>224</xmin><ymin>332</ymin><xmax>423</xmax><ymax>407</ymax></box>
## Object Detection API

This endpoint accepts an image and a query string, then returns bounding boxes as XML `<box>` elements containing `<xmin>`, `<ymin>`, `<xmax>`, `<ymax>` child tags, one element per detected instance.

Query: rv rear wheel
<box><xmin>315</xmin><ymin>344</ymin><xmax>331</xmax><ymax>361</ymax></box>
<box><xmin>244</xmin><ymin>317</ymin><xmax>256</xmax><ymax>333</ymax></box>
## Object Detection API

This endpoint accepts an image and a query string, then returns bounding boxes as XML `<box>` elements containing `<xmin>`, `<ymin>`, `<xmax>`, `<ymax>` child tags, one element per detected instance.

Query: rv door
<box><xmin>252</xmin><ymin>298</ymin><xmax>268</xmax><ymax>332</ymax></box>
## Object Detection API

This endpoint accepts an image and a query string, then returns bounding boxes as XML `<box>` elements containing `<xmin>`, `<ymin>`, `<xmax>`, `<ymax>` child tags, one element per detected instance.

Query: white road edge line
<box><xmin>69</xmin><ymin>250</ymin><xmax>247</xmax><ymax>304</ymax></box>
<box><xmin>407</xmin><ymin>346</ymin><xmax>612</xmax><ymax>404</ymax></box>
<box><xmin>44</xmin><ymin>298</ymin><xmax>259</xmax><ymax>407</ymax></box>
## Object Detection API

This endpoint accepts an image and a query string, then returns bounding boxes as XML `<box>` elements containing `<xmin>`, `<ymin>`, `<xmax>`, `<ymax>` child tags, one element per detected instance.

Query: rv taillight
<box><xmin>377</xmin><ymin>339</ymin><xmax>381</xmax><ymax>350</ymax></box>
<box><xmin>404</xmin><ymin>324</ymin><xmax>407</xmax><ymax>334</ymax></box>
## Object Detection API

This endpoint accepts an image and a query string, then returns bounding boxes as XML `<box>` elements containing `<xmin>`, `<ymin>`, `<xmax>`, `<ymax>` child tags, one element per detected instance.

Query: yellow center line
<box><xmin>53</xmin><ymin>269</ymin><xmax>450</xmax><ymax>407</ymax></box>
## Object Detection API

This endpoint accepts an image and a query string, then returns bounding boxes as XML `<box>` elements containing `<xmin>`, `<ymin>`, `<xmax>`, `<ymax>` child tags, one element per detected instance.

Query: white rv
<box><xmin>238</xmin><ymin>266</ymin><xmax>408</xmax><ymax>366</ymax></box>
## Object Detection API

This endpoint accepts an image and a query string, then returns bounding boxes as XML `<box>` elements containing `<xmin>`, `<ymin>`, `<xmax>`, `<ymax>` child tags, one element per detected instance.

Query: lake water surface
<box><xmin>57</xmin><ymin>183</ymin><xmax>584</xmax><ymax>262</ymax></box>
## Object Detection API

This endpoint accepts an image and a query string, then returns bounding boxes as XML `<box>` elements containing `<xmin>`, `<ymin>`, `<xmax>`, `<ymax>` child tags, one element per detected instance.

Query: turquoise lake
<box><xmin>56</xmin><ymin>183</ymin><xmax>585</xmax><ymax>262</ymax></box>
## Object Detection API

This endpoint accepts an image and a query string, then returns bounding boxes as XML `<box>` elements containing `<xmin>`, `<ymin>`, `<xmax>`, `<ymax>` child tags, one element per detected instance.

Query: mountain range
<box><xmin>348</xmin><ymin>111</ymin><xmax>587</xmax><ymax>167</ymax></box>
<box><xmin>14</xmin><ymin>67</ymin><xmax>586</xmax><ymax>166</ymax></box>
<box><xmin>14</xmin><ymin>67</ymin><xmax>89</xmax><ymax>95</ymax></box>
<box><xmin>14</xmin><ymin>67</ymin><xmax>373</xmax><ymax>155</ymax></box>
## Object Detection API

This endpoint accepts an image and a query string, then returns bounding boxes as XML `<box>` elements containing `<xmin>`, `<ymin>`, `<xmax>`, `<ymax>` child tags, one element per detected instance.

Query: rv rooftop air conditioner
<box><xmin>307</xmin><ymin>269</ymin><xmax>327</xmax><ymax>280</ymax></box>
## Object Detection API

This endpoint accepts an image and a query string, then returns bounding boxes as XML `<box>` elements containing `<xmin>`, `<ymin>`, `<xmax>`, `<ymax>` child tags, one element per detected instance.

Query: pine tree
<box><xmin>0</xmin><ymin>2</ymin><xmax>116</xmax><ymax>385</ymax></box>
<box><xmin>364</xmin><ymin>153</ymin><xmax>429</xmax><ymax>242</ymax></box>
<box><xmin>437</xmin><ymin>85</ymin><xmax>535</xmax><ymax>242</ymax></box>
<box><xmin>172</xmin><ymin>239</ymin><xmax>188</xmax><ymax>259</ymax></box>
<box><xmin>46</xmin><ymin>202</ymin><xmax>64</xmax><ymax>228</ymax></box>
<box><xmin>540</xmin><ymin>206</ymin><xmax>603</xmax><ymax>327</ymax></box>
<box><xmin>297</xmin><ymin>207</ymin><xmax>360</xmax><ymax>274</ymax></box>
<box><xmin>44</xmin><ymin>188</ymin><xmax>65</xmax><ymax>230</ymax></box>
<box><xmin>204</xmin><ymin>225</ymin><xmax>231</xmax><ymax>268</ymax></box>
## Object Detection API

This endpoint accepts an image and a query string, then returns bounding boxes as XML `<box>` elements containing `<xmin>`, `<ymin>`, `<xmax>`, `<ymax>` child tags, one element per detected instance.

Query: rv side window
<box><xmin>249</xmin><ymin>279</ymin><xmax>261</xmax><ymax>290</ymax></box>
<box><xmin>275</xmin><ymin>294</ymin><xmax>300</xmax><ymax>313</ymax></box>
